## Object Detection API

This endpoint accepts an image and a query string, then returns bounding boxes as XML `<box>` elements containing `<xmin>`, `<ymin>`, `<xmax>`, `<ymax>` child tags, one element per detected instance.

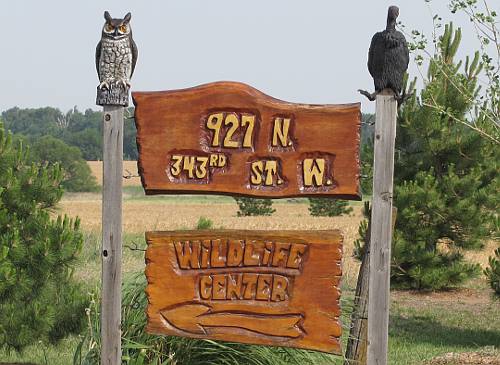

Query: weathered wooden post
<box><xmin>345</xmin><ymin>206</ymin><xmax>397</xmax><ymax>365</ymax></box>
<box><xmin>355</xmin><ymin>5</ymin><xmax>408</xmax><ymax>364</ymax></box>
<box><xmin>366</xmin><ymin>92</ymin><xmax>397</xmax><ymax>365</ymax></box>
<box><xmin>95</xmin><ymin>10</ymin><xmax>138</xmax><ymax>365</ymax></box>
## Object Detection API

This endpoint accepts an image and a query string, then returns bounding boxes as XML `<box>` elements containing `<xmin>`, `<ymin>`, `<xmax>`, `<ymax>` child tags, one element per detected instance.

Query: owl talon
<box><xmin>118</xmin><ymin>79</ymin><xmax>131</xmax><ymax>89</ymax></box>
<box><xmin>98</xmin><ymin>81</ymin><xmax>110</xmax><ymax>90</ymax></box>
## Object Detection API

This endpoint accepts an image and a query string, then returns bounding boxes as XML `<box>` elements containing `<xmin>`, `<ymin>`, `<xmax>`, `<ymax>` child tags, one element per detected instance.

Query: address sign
<box><xmin>132</xmin><ymin>81</ymin><xmax>361</xmax><ymax>199</ymax></box>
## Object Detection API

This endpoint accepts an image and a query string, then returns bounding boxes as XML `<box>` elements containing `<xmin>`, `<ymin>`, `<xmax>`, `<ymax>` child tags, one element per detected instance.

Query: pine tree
<box><xmin>234</xmin><ymin>197</ymin><xmax>275</xmax><ymax>216</ymax></box>
<box><xmin>391</xmin><ymin>23</ymin><xmax>499</xmax><ymax>290</ymax></box>
<box><xmin>0</xmin><ymin>122</ymin><xmax>86</xmax><ymax>351</ymax></box>
<box><xmin>308</xmin><ymin>198</ymin><xmax>353</xmax><ymax>217</ymax></box>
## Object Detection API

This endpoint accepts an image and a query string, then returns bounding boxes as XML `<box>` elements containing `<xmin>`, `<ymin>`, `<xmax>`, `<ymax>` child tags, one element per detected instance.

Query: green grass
<box><xmin>388</xmin><ymin>300</ymin><xmax>500</xmax><ymax>364</ymax></box>
<box><xmin>2</xmin><ymin>224</ymin><xmax>498</xmax><ymax>364</ymax></box>
<box><xmin>0</xmin><ymin>335</ymin><xmax>81</xmax><ymax>365</ymax></box>
<box><xmin>2</xmin><ymin>284</ymin><xmax>498</xmax><ymax>364</ymax></box>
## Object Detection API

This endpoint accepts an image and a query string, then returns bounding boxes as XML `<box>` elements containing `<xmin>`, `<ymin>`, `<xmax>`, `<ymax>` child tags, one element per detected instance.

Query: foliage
<box><xmin>0</xmin><ymin>122</ymin><xmax>86</xmax><ymax>351</ymax></box>
<box><xmin>2</xmin><ymin>106</ymin><xmax>138</xmax><ymax>160</ymax></box>
<box><xmin>360</xmin><ymin>114</ymin><xmax>375</xmax><ymax>195</ymax></box>
<box><xmin>307</xmin><ymin>198</ymin><xmax>352</xmax><ymax>217</ymax></box>
<box><xmin>196</xmin><ymin>216</ymin><xmax>214</xmax><ymax>230</ymax></box>
<box><xmin>353</xmin><ymin>201</ymin><xmax>371</xmax><ymax>260</ymax></box>
<box><xmin>29</xmin><ymin>135</ymin><xmax>98</xmax><ymax>192</ymax></box>
<box><xmin>403</xmin><ymin>0</ymin><xmax>500</xmax><ymax>144</ymax></box>
<box><xmin>74</xmin><ymin>273</ymin><xmax>331</xmax><ymax>365</ymax></box>
<box><xmin>234</xmin><ymin>197</ymin><xmax>275</xmax><ymax>217</ymax></box>
<box><xmin>484</xmin><ymin>246</ymin><xmax>500</xmax><ymax>297</ymax></box>
<box><xmin>390</xmin><ymin>23</ymin><xmax>497</xmax><ymax>290</ymax></box>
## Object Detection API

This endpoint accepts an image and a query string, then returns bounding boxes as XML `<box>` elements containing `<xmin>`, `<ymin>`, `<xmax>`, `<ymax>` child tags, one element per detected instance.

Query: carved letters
<box><xmin>146</xmin><ymin>230</ymin><xmax>343</xmax><ymax>354</ymax></box>
<box><xmin>133</xmin><ymin>81</ymin><xmax>361</xmax><ymax>198</ymax></box>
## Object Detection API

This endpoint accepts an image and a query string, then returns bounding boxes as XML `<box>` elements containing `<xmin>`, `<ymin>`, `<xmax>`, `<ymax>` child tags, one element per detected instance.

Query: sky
<box><xmin>0</xmin><ymin>0</ymin><xmax>495</xmax><ymax>114</ymax></box>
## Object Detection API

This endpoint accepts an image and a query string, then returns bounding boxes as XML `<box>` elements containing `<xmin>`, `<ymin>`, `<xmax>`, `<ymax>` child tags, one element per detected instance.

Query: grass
<box><xmin>2</xmin><ymin>284</ymin><xmax>498</xmax><ymax>364</ymax></box>
<box><xmin>389</xmin><ymin>300</ymin><xmax>500</xmax><ymax>364</ymax></box>
<box><xmin>2</xmin><ymin>193</ymin><xmax>498</xmax><ymax>364</ymax></box>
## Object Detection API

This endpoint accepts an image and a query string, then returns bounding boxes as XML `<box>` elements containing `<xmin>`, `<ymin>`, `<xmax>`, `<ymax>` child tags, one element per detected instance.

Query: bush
<box><xmin>196</xmin><ymin>216</ymin><xmax>213</xmax><ymax>229</ymax></box>
<box><xmin>29</xmin><ymin>135</ymin><xmax>98</xmax><ymax>192</ymax></box>
<box><xmin>484</xmin><ymin>247</ymin><xmax>500</xmax><ymax>297</ymax></box>
<box><xmin>0</xmin><ymin>123</ymin><xmax>86</xmax><ymax>351</ymax></box>
<box><xmin>75</xmin><ymin>274</ymin><xmax>332</xmax><ymax>365</ymax></box>
<box><xmin>308</xmin><ymin>198</ymin><xmax>353</xmax><ymax>217</ymax></box>
<box><xmin>234</xmin><ymin>197</ymin><xmax>275</xmax><ymax>216</ymax></box>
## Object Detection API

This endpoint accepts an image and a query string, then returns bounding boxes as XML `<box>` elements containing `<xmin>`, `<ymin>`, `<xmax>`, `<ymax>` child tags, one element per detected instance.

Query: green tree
<box><xmin>234</xmin><ymin>197</ymin><xmax>275</xmax><ymax>216</ymax></box>
<box><xmin>308</xmin><ymin>198</ymin><xmax>353</xmax><ymax>217</ymax></box>
<box><xmin>2</xmin><ymin>106</ymin><xmax>139</xmax><ymax>161</ymax></box>
<box><xmin>391</xmin><ymin>23</ymin><xmax>498</xmax><ymax>290</ymax></box>
<box><xmin>0</xmin><ymin>122</ymin><xmax>86</xmax><ymax>351</ymax></box>
<box><xmin>29</xmin><ymin>135</ymin><xmax>98</xmax><ymax>192</ymax></box>
<box><xmin>484</xmin><ymin>246</ymin><xmax>500</xmax><ymax>297</ymax></box>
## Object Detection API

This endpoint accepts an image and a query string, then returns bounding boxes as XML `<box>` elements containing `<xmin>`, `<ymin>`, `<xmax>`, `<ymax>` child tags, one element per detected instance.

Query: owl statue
<box><xmin>96</xmin><ymin>11</ymin><xmax>138</xmax><ymax>91</ymax></box>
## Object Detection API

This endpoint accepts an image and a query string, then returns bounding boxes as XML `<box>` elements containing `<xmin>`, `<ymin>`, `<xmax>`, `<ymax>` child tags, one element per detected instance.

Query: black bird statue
<box><xmin>359</xmin><ymin>6</ymin><xmax>410</xmax><ymax>104</ymax></box>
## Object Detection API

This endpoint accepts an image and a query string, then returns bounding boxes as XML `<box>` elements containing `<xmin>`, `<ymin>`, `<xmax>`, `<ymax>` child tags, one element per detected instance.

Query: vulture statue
<box><xmin>359</xmin><ymin>6</ymin><xmax>410</xmax><ymax>103</ymax></box>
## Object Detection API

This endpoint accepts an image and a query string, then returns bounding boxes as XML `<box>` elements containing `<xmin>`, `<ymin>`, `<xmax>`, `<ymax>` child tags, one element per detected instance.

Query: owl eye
<box><xmin>105</xmin><ymin>24</ymin><xmax>114</xmax><ymax>32</ymax></box>
<box><xmin>119</xmin><ymin>25</ymin><xmax>128</xmax><ymax>33</ymax></box>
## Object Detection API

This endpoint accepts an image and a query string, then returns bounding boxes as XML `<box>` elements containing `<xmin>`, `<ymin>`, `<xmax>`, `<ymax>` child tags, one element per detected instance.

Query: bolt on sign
<box><xmin>146</xmin><ymin>230</ymin><xmax>343</xmax><ymax>354</ymax></box>
<box><xmin>132</xmin><ymin>81</ymin><xmax>361</xmax><ymax>199</ymax></box>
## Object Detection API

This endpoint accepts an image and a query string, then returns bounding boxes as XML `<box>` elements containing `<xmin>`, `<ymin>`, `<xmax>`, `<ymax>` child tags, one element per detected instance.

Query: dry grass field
<box><xmin>4</xmin><ymin>165</ymin><xmax>497</xmax><ymax>365</ymax></box>
<box><xmin>57</xmin><ymin>194</ymin><xmax>365</xmax><ymax>285</ymax></box>
<box><xmin>72</xmin><ymin>162</ymin><xmax>497</xmax><ymax>282</ymax></box>
<box><xmin>88</xmin><ymin>160</ymin><xmax>141</xmax><ymax>187</ymax></box>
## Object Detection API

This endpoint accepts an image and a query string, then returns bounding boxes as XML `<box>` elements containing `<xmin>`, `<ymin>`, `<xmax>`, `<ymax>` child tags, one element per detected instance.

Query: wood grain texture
<box><xmin>367</xmin><ymin>93</ymin><xmax>398</xmax><ymax>365</ymax></box>
<box><xmin>101</xmin><ymin>106</ymin><xmax>123</xmax><ymax>365</ymax></box>
<box><xmin>133</xmin><ymin>81</ymin><xmax>361</xmax><ymax>199</ymax></box>
<box><xmin>145</xmin><ymin>230</ymin><xmax>343</xmax><ymax>354</ymax></box>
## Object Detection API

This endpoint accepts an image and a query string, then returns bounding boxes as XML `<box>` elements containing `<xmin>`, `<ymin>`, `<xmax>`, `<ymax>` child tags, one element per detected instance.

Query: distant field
<box><xmin>88</xmin><ymin>160</ymin><xmax>141</xmax><ymax>186</ymax></box>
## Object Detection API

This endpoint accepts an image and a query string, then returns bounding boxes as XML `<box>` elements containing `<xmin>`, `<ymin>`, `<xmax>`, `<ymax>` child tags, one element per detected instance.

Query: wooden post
<box><xmin>101</xmin><ymin>105</ymin><xmax>124</xmax><ymax>365</ymax></box>
<box><xmin>345</xmin><ymin>207</ymin><xmax>397</xmax><ymax>365</ymax></box>
<box><xmin>367</xmin><ymin>92</ymin><xmax>397</xmax><ymax>365</ymax></box>
<box><xmin>344</xmin><ymin>203</ymin><xmax>371</xmax><ymax>365</ymax></box>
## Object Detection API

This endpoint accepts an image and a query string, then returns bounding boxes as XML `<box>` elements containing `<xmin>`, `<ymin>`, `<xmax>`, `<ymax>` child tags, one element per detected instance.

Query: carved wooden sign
<box><xmin>146</xmin><ymin>230</ymin><xmax>343</xmax><ymax>354</ymax></box>
<box><xmin>133</xmin><ymin>82</ymin><xmax>361</xmax><ymax>199</ymax></box>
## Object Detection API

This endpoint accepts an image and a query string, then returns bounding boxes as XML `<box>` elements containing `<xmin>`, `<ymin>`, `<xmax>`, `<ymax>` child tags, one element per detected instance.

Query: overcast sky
<box><xmin>0</xmin><ymin>0</ymin><xmax>494</xmax><ymax>114</ymax></box>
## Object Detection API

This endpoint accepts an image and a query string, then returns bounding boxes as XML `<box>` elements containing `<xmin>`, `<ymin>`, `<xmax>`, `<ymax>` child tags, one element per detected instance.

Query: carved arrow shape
<box><xmin>160</xmin><ymin>303</ymin><xmax>304</xmax><ymax>338</ymax></box>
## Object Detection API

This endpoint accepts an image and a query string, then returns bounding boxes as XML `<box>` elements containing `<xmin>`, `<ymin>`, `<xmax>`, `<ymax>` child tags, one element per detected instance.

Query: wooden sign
<box><xmin>133</xmin><ymin>82</ymin><xmax>361</xmax><ymax>199</ymax></box>
<box><xmin>146</xmin><ymin>230</ymin><xmax>343</xmax><ymax>354</ymax></box>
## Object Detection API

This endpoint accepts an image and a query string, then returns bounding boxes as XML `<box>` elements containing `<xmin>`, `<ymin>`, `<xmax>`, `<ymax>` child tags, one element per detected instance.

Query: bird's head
<box><xmin>101</xmin><ymin>11</ymin><xmax>132</xmax><ymax>40</ymax></box>
<box><xmin>387</xmin><ymin>6</ymin><xmax>400</xmax><ymax>22</ymax></box>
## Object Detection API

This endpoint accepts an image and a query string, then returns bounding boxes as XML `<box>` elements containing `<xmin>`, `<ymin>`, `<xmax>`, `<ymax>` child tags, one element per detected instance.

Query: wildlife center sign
<box><xmin>133</xmin><ymin>81</ymin><xmax>361</xmax><ymax>199</ymax></box>
<box><xmin>133</xmin><ymin>81</ymin><xmax>361</xmax><ymax>355</ymax></box>
<box><xmin>146</xmin><ymin>230</ymin><xmax>343</xmax><ymax>354</ymax></box>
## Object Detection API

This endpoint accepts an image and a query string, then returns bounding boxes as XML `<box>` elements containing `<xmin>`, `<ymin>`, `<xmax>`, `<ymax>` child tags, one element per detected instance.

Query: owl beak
<box><xmin>113</xmin><ymin>28</ymin><xmax>119</xmax><ymax>37</ymax></box>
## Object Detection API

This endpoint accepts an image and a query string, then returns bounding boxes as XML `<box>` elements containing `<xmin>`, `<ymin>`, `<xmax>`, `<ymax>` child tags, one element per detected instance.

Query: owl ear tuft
<box><xmin>123</xmin><ymin>12</ymin><xmax>132</xmax><ymax>24</ymax></box>
<box><xmin>104</xmin><ymin>11</ymin><xmax>112</xmax><ymax>22</ymax></box>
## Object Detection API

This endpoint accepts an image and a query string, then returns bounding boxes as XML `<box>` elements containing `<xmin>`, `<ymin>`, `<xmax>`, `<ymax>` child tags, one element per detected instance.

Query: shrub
<box><xmin>308</xmin><ymin>198</ymin><xmax>353</xmax><ymax>217</ymax></box>
<box><xmin>29</xmin><ymin>135</ymin><xmax>98</xmax><ymax>192</ymax></box>
<box><xmin>234</xmin><ymin>197</ymin><xmax>275</xmax><ymax>216</ymax></box>
<box><xmin>0</xmin><ymin>123</ymin><xmax>86</xmax><ymax>351</ymax></box>
<box><xmin>484</xmin><ymin>247</ymin><xmax>500</xmax><ymax>297</ymax></box>
<box><xmin>196</xmin><ymin>216</ymin><xmax>213</xmax><ymax>230</ymax></box>
<box><xmin>75</xmin><ymin>274</ymin><xmax>332</xmax><ymax>365</ymax></box>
